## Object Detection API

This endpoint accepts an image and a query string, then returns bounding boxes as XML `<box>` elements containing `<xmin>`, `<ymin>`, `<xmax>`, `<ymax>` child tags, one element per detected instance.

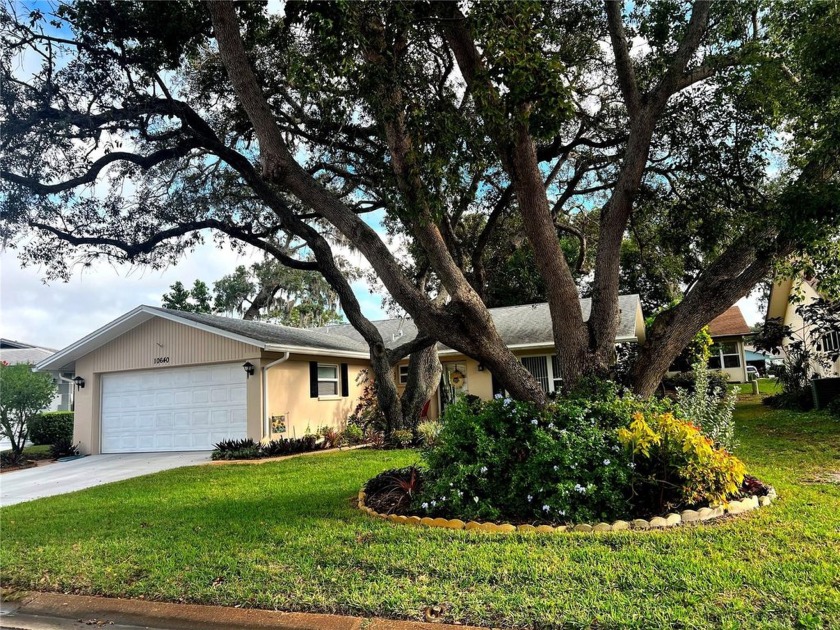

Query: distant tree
<box><xmin>0</xmin><ymin>363</ymin><xmax>57</xmax><ymax>463</ymax></box>
<box><xmin>190</xmin><ymin>280</ymin><xmax>213</xmax><ymax>313</ymax></box>
<box><xmin>161</xmin><ymin>281</ymin><xmax>193</xmax><ymax>311</ymax></box>
<box><xmin>161</xmin><ymin>279</ymin><xmax>212</xmax><ymax>313</ymax></box>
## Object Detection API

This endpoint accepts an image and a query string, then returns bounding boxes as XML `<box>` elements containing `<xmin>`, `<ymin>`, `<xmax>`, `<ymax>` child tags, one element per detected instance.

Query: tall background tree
<box><xmin>2</xmin><ymin>0</ymin><xmax>838</xmax><ymax>422</ymax></box>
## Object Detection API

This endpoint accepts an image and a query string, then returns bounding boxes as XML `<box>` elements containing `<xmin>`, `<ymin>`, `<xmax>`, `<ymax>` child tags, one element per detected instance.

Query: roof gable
<box><xmin>708</xmin><ymin>305</ymin><xmax>751</xmax><ymax>337</ymax></box>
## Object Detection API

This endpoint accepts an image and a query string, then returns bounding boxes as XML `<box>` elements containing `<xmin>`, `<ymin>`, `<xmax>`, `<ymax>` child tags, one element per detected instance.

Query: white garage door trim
<box><xmin>100</xmin><ymin>363</ymin><xmax>248</xmax><ymax>453</ymax></box>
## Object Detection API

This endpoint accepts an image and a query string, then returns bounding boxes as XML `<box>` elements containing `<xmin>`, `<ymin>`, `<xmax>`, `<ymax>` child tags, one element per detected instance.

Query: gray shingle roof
<box><xmin>313</xmin><ymin>295</ymin><xmax>643</xmax><ymax>352</ymax></box>
<box><xmin>0</xmin><ymin>347</ymin><xmax>55</xmax><ymax>365</ymax></box>
<box><xmin>148</xmin><ymin>307</ymin><xmax>369</xmax><ymax>353</ymax></box>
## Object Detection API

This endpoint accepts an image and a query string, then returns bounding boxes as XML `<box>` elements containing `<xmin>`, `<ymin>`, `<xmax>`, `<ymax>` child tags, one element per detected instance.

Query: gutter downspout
<box><xmin>262</xmin><ymin>353</ymin><xmax>290</xmax><ymax>440</ymax></box>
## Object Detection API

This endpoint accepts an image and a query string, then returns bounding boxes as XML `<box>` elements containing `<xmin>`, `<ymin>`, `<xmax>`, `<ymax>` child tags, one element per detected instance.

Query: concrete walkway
<box><xmin>0</xmin><ymin>452</ymin><xmax>210</xmax><ymax>507</ymax></box>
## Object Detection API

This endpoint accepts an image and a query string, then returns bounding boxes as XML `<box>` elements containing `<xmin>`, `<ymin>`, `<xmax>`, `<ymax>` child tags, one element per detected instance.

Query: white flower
<box><xmin>449</xmin><ymin>482</ymin><xmax>454</xmax><ymax>487</ymax></box>
<box><xmin>421</xmin><ymin>502</ymin><xmax>429</xmax><ymax>509</ymax></box>
<box><xmin>431</xmin><ymin>500</ymin><xmax>437</xmax><ymax>507</ymax></box>
<box><xmin>504</xmin><ymin>397</ymin><xmax>513</xmax><ymax>406</ymax></box>
<box><xmin>531</xmin><ymin>419</ymin><xmax>539</xmax><ymax>425</ymax></box>
<box><xmin>473</xmin><ymin>496</ymin><xmax>480</xmax><ymax>503</ymax></box>
<box><xmin>548</xmin><ymin>423</ymin><xmax>555</xmax><ymax>429</ymax></box>
<box><xmin>612</xmin><ymin>444</ymin><xmax>620</xmax><ymax>452</ymax></box>
<box><xmin>542</xmin><ymin>504</ymin><xmax>551</xmax><ymax>512</ymax></box>
<box><xmin>629</xmin><ymin>462</ymin><xmax>636</xmax><ymax>470</ymax></box>
<box><xmin>557</xmin><ymin>509</ymin><xmax>566</xmax><ymax>516</ymax></box>
<box><xmin>494</xmin><ymin>393</ymin><xmax>503</xmax><ymax>399</ymax></box>
<box><xmin>480</xmin><ymin>466</ymin><xmax>488</xmax><ymax>474</ymax></box>
<box><xmin>603</xmin><ymin>459</ymin><xmax>611</xmax><ymax>466</ymax></box>
<box><xmin>527</xmin><ymin>494</ymin><xmax>533</xmax><ymax>502</ymax></box>
<box><xmin>553</xmin><ymin>465</ymin><xmax>559</xmax><ymax>472</ymax></box>
<box><xmin>457</xmin><ymin>490</ymin><xmax>463</xmax><ymax>497</ymax></box>
<box><xmin>574</xmin><ymin>484</ymin><xmax>586</xmax><ymax>494</ymax></box>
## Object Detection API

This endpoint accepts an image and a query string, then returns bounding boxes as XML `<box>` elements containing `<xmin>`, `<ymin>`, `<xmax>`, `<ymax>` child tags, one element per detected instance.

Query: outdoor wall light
<box><xmin>477</xmin><ymin>363</ymin><xmax>485</xmax><ymax>372</ymax></box>
<box><xmin>73</xmin><ymin>376</ymin><xmax>86</xmax><ymax>390</ymax></box>
<box><xmin>242</xmin><ymin>361</ymin><xmax>255</xmax><ymax>378</ymax></box>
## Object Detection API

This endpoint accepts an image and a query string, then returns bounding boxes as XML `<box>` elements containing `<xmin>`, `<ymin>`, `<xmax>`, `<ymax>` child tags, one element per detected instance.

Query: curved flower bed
<box><xmin>357</xmin><ymin>486</ymin><xmax>777</xmax><ymax>534</ymax></box>
<box><xmin>362</xmin><ymin>383</ymin><xmax>773</xmax><ymax>529</ymax></box>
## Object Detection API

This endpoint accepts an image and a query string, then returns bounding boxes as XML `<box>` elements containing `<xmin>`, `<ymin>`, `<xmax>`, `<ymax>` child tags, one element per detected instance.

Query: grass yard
<box><xmin>1</xmin><ymin>397</ymin><xmax>839</xmax><ymax>629</ymax></box>
<box><xmin>729</xmin><ymin>377</ymin><xmax>780</xmax><ymax>397</ymax></box>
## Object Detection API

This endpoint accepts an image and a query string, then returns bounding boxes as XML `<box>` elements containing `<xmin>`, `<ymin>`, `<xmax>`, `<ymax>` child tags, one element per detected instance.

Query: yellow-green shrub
<box><xmin>618</xmin><ymin>411</ymin><xmax>746</xmax><ymax>510</ymax></box>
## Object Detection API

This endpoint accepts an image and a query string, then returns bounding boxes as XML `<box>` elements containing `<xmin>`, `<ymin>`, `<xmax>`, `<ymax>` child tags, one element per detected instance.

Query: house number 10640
<box><xmin>153</xmin><ymin>357</ymin><xmax>170</xmax><ymax>364</ymax></box>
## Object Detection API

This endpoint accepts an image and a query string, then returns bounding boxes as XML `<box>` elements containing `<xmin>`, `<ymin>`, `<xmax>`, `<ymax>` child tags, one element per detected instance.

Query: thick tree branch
<box><xmin>604</xmin><ymin>1</ymin><xmax>642</xmax><ymax>119</ymax></box>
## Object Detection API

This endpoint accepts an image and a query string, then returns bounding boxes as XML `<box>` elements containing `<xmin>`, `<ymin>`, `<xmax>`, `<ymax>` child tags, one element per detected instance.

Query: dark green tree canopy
<box><xmin>1</xmin><ymin>0</ymin><xmax>839</xmax><ymax>409</ymax></box>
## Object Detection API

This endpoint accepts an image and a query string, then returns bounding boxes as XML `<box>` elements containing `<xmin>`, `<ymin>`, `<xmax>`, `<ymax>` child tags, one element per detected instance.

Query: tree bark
<box><xmin>630</xmin><ymin>227</ymin><xmax>787</xmax><ymax>396</ymax></box>
<box><xmin>400</xmin><ymin>345</ymin><xmax>442</xmax><ymax>433</ymax></box>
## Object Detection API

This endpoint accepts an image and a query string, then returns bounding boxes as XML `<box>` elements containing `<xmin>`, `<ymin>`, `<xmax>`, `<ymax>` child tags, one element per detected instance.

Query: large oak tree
<box><xmin>2</xmin><ymin>0</ymin><xmax>838</xmax><ymax>425</ymax></box>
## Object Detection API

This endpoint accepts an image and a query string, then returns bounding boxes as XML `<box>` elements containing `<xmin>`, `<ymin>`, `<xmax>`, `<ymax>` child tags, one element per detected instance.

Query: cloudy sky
<box><xmin>1</xmin><ymin>240</ymin><xmax>764</xmax><ymax>351</ymax></box>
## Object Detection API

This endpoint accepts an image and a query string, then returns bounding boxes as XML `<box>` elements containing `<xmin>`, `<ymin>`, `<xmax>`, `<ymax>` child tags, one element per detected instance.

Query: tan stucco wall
<box><xmin>264</xmin><ymin>354</ymin><xmax>370</xmax><ymax>439</ymax></box>
<box><xmin>73</xmin><ymin>317</ymin><xmax>261</xmax><ymax>454</ymax></box>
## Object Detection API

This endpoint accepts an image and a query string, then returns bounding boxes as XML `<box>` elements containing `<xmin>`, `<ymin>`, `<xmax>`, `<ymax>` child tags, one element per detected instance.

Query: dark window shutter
<box><xmin>309</xmin><ymin>361</ymin><xmax>318</xmax><ymax>398</ymax></box>
<box><xmin>340</xmin><ymin>363</ymin><xmax>349</xmax><ymax>397</ymax></box>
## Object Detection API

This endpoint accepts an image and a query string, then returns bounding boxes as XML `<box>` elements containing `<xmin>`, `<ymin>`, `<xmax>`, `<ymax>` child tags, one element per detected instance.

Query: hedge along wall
<box><xmin>28</xmin><ymin>411</ymin><xmax>74</xmax><ymax>445</ymax></box>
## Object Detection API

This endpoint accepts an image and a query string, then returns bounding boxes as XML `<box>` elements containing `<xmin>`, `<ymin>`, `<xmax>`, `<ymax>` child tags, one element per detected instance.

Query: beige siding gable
<box><xmin>81</xmin><ymin>316</ymin><xmax>260</xmax><ymax>374</ymax></box>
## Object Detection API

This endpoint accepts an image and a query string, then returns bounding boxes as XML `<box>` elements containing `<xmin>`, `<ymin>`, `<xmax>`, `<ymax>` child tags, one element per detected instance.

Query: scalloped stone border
<box><xmin>357</xmin><ymin>486</ymin><xmax>776</xmax><ymax>533</ymax></box>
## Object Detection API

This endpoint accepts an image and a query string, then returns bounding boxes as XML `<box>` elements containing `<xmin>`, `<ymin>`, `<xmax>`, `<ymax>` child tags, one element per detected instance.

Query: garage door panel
<box><xmin>101</xmin><ymin>363</ymin><xmax>247</xmax><ymax>453</ymax></box>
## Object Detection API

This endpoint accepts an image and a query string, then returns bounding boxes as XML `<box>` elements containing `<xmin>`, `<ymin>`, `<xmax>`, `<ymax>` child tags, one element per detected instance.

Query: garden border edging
<box><xmin>357</xmin><ymin>486</ymin><xmax>777</xmax><ymax>533</ymax></box>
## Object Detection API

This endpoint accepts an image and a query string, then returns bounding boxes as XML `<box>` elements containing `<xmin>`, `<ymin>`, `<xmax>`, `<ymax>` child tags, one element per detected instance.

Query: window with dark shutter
<box><xmin>309</xmin><ymin>361</ymin><xmax>319</xmax><ymax>398</ymax></box>
<box><xmin>341</xmin><ymin>363</ymin><xmax>349</xmax><ymax>396</ymax></box>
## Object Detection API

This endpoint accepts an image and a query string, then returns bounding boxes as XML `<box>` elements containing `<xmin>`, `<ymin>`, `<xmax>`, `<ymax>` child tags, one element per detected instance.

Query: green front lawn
<box><xmin>2</xmin><ymin>399</ymin><xmax>839</xmax><ymax>629</ymax></box>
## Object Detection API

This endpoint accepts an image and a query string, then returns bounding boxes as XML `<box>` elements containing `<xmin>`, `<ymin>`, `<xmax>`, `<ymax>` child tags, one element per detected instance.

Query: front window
<box><xmin>398</xmin><ymin>365</ymin><xmax>409</xmax><ymax>384</ymax></box>
<box><xmin>709</xmin><ymin>342</ymin><xmax>740</xmax><ymax>369</ymax></box>
<box><xmin>817</xmin><ymin>330</ymin><xmax>840</xmax><ymax>353</ymax></box>
<box><xmin>520</xmin><ymin>355</ymin><xmax>561</xmax><ymax>394</ymax></box>
<box><xmin>317</xmin><ymin>364</ymin><xmax>339</xmax><ymax>396</ymax></box>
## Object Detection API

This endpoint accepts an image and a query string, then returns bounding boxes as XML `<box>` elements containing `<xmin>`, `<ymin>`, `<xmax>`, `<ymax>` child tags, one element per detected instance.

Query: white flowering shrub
<box><xmin>674</xmin><ymin>362</ymin><xmax>738</xmax><ymax>451</ymax></box>
<box><xmin>413</xmin><ymin>384</ymin><xmax>671</xmax><ymax>524</ymax></box>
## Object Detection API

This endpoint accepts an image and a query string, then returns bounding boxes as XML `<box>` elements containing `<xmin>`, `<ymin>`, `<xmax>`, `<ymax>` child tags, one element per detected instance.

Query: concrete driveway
<box><xmin>0</xmin><ymin>452</ymin><xmax>211</xmax><ymax>507</ymax></box>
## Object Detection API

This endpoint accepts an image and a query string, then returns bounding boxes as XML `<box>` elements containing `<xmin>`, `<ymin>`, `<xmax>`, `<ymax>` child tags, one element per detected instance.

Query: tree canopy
<box><xmin>2</xmin><ymin>0</ymin><xmax>839</xmax><ymax>422</ymax></box>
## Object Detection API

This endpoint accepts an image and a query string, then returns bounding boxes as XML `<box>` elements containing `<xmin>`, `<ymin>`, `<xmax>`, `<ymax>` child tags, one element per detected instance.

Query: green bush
<box><xmin>28</xmin><ymin>411</ymin><xmax>74</xmax><ymax>446</ymax></box>
<box><xmin>662</xmin><ymin>370</ymin><xmax>729</xmax><ymax>395</ymax></box>
<box><xmin>415</xmin><ymin>386</ymin><xmax>660</xmax><ymax>524</ymax></box>
<box><xmin>674</xmin><ymin>362</ymin><xmax>738</xmax><ymax>450</ymax></box>
<box><xmin>416</xmin><ymin>420</ymin><xmax>442</xmax><ymax>448</ymax></box>
<box><xmin>341</xmin><ymin>424</ymin><xmax>364</xmax><ymax>445</ymax></box>
<box><xmin>826</xmin><ymin>397</ymin><xmax>840</xmax><ymax>418</ymax></box>
<box><xmin>391</xmin><ymin>429</ymin><xmax>414</xmax><ymax>449</ymax></box>
<box><xmin>50</xmin><ymin>437</ymin><xmax>80</xmax><ymax>459</ymax></box>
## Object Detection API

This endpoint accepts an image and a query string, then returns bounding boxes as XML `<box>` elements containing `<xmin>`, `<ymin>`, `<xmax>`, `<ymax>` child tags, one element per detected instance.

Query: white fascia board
<box><xmin>264</xmin><ymin>344</ymin><xmax>370</xmax><ymax>360</ymax></box>
<box><xmin>145</xmin><ymin>307</ymin><xmax>268</xmax><ymax>349</ymax></box>
<box><xmin>34</xmin><ymin>305</ymin><xmax>269</xmax><ymax>373</ymax></box>
<box><xmin>437</xmin><ymin>338</ymin><xmax>639</xmax><ymax>357</ymax></box>
<box><xmin>34</xmin><ymin>306</ymin><xmax>152</xmax><ymax>372</ymax></box>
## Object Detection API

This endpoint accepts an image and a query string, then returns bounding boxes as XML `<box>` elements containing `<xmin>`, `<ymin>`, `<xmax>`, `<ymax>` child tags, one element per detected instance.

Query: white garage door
<box><xmin>101</xmin><ymin>363</ymin><xmax>247</xmax><ymax>453</ymax></box>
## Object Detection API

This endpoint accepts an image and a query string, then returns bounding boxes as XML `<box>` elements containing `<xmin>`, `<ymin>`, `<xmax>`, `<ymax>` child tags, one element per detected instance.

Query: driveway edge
<box><xmin>6</xmin><ymin>592</ymin><xmax>482</xmax><ymax>630</ymax></box>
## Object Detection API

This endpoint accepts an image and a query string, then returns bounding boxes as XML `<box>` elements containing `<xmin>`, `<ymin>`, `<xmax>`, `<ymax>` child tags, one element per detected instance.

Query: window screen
<box><xmin>317</xmin><ymin>364</ymin><xmax>339</xmax><ymax>396</ymax></box>
<box><xmin>522</xmin><ymin>356</ymin><xmax>550</xmax><ymax>393</ymax></box>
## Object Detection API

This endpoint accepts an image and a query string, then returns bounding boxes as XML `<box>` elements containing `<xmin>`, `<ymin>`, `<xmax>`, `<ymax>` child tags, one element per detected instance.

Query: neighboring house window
<box><xmin>709</xmin><ymin>342</ymin><xmax>741</xmax><ymax>369</ymax></box>
<box><xmin>817</xmin><ymin>330</ymin><xmax>840</xmax><ymax>353</ymax></box>
<box><xmin>398</xmin><ymin>365</ymin><xmax>409</xmax><ymax>384</ymax></box>
<box><xmin>521</xmin><ymin>355</ymin><xmax>561</xmax><ymax>394</ymax></box>
<box><xmin>318</xmin><ymin>364</ymin><xmax>340</xmax><ymax>396</ymax></box>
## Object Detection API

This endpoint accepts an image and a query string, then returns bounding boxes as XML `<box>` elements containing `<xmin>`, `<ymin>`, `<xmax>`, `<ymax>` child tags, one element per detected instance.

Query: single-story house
<box><xmin>35</xmin><ymin>295</ymin><xmax>645</xmax><ymax>455</ymax></box>
<box><xmin>766</xmin><ymin>275</ymin><xmax>840</xmax><ymax>378</ymax></box>
<box><xmin>706</xmin><ymin>305</ymin><xmax>752</xmax><ymax>383</ymax></box>
<box><xmin>1</xmin><ymin>339</ymin><xmax>74</xmax><ymax>411</ymax></box>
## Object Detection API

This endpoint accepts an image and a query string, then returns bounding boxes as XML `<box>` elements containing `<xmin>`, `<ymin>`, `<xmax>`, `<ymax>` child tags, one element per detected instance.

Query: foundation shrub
<box><xmin>28</xmin><ymin>411</ymin><xmax>74</xmax><ymax>446</ymax></box>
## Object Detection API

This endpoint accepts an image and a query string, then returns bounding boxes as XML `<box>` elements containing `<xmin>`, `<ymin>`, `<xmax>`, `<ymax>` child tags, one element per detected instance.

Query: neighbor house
<box><xmin>1</xmin><ymin>338</ymin><xmax>74</xmax><ymax>411</ymax></box>
<box><xmin>766</xmin><ymin>275</ymin><xmax>840</xmax><ymax>378</ymax></box>
<box><xmin>35</xmin><ymin>296</ymin><xmax>645</xmax><ymax>455</ymax></box>
<box><xmin>706</xmin><ymin>305</ymin><xmax>752</xmax><ymax>383</ymax></box>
